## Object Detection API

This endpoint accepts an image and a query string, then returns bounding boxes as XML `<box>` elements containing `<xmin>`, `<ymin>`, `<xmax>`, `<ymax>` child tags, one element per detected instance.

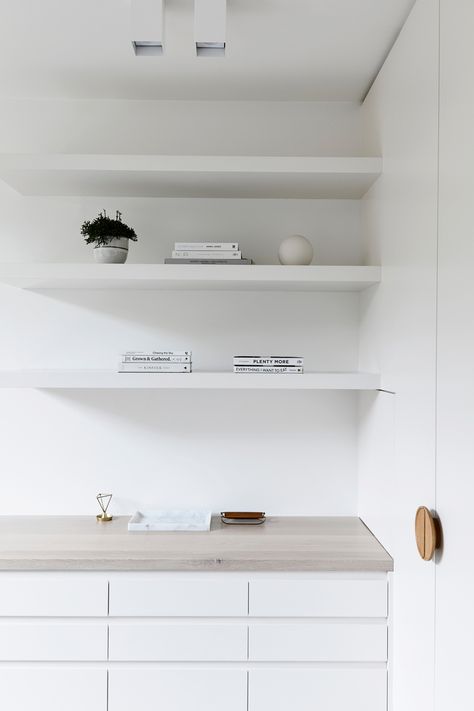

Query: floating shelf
<box><xmin>0</xmin><ymin>264</ymin><xmax>381</xmax><ymax>292</ymax></box>
<box><xmin>0</xmin><ymin>155</ymin><xmax>382</xmax><ymax>198</ymax></box>
<box><xmin>0</xmin><ymin>371</ymin><xmax>381</xmax><ymax>391</ymax></box>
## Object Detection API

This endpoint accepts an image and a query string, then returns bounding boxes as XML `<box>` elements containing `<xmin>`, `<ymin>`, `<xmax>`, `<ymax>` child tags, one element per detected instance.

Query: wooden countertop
<box><xmin>0</xmin><ymin>516</ymin><xmax>392</xmax><ymax>572</ymax></box>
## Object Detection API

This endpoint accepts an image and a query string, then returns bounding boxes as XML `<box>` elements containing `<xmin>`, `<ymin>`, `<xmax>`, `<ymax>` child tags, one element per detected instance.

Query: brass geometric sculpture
<box><xmin>96</xmin><ymin>493</ymin><xmax>113</xmax><ymax>522</ymax></box>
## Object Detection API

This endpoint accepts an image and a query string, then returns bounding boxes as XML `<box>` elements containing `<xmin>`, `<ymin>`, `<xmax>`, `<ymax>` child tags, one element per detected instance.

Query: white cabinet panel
<box><xmin>0</xmin><ymin>574</ymin><xmax>108</xmax><ymax>617</ymax></box>
<box><xmin>358</xmin><ymin>1</ymin><xmax>439</xmax><ymax>709</ymax></box>
<box><xmin>109</xmin><ymin>623</ymin><xmax>247</xmax><ymax>661</ymax></box>
<box><xmin>249</xmin><ymin>668</ymin><xmax>387</xmax><ymax>711</ymax></box>
<box><xmin>0</xmin><ymin>623</ymin><xmax>107</xmax><ymax>661</ymax></box>
<box><xmin>249</xmin><ymin>579</ymin><xmax>387</xmax><ymax>617</ymax></box>
<box><xmin>0</xmin><ymin>668</ymin><xmax>106</xmax><ymax>711</ymax></box>
<box><xmin>437</xmin><ymin>2</ymin><xmax>474</xmax><ymax>709</ymax></box>
<box><xmin>249</xmin><ymin>622</ymin><xmax>387</xmax><ymax>661</ymax></box>
<box><xmin>109</xmin><ymin>578</ymin><xmax>248</xmax><ymax>617</ymax></box>
<box><xmin>109</xmin><ymin>669</ymin><xmax>247</xmax><ymax>711</ymax></box>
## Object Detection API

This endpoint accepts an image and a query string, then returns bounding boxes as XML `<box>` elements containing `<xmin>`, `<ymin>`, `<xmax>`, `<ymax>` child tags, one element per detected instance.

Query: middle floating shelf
<box><xmin>0</xmin><ymin>371</ymin><xmax>381</xmax><ymax>391</ymax></box>
<box><xmin>0</xmin><ymin>264</ymin><xmax>381</xmax><ymax>292</ymax></box>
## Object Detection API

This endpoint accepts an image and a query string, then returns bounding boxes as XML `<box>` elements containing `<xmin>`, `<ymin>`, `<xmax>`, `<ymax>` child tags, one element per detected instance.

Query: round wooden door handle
<box><xmin>415</xmin><ymin>506</ymin><xmax>438</xmax><ymax>561</ymax></box>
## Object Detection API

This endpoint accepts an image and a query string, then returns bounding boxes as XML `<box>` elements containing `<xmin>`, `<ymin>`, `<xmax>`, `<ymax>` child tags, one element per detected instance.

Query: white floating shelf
<box><xmin>0</xmin><ymin>371</ymin><xmax>381</xmax><ymax>391</ymax></box>
<box><xmin>0</xmin><ymin>155</ymin><xmax>382</xmax><ymax>198</ymax></box>
<box><xmin>0</xmin><ymin>264</ymin><xmax>381</xmax><ymax>292</ymax></box>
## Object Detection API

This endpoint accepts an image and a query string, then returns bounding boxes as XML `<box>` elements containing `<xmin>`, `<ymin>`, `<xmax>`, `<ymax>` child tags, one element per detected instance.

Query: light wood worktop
<box><xmin>0</xmin><ymin>516</ymin><xmax>393</xmax><ymax>572</ymax></box>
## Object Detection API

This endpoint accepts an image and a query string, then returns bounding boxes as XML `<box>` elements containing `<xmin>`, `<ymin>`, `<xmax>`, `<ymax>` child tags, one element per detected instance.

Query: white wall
<box><xmin>0</xmin><ymin>196</ymin><xmax>361</xmax><ymax>516</ymax></box>
<box><xmin>0</xmin><ymin>101</ymin><xmax>365</xmax><ymax>516</ymax></box>
<box><xmin>0</xmin><ymin>100</ymin><xmax>369</xmax><ymax>156</ymax></box>
<box><xmin>0</xmin><ymin>194</ymin><xmax>363</xmax><ymax>267</ymax></box>
<box><xmin>358</xmin><ymin>1</ymin><xmax>439</xmax><ymax>710</ymax></box>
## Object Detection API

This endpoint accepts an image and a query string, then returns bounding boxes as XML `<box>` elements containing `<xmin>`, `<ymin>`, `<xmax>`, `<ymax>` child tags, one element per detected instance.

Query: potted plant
<box><xmin>81</xmin><ymin>210</ymin><xmax>138</xmax><ymax>263</ymax></box>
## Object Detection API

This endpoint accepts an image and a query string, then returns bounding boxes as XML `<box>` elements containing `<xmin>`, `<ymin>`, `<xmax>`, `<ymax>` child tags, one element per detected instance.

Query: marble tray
<box><xmin>128</xmin><ymin>510</ymin><xmax>212</xmax><ymax>532</ymax></box>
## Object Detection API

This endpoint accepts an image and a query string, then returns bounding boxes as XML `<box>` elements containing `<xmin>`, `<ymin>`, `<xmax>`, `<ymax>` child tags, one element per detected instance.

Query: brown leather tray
<box><xmin>220</xmin><ymin>512</ymin><xmax>266</xmax><ymax>525</ymax></box>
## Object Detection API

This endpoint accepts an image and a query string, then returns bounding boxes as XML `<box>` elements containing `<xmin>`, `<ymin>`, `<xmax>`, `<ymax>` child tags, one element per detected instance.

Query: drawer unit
<box><xmin>0</xmin><ymin>574</ymin><xmax>108</xmax><ymax>617</ymax></box>
<box><xmin>0</xmin><ymin>622</ymin><xmax>107</xmax><ymax>661</ymax></box>
<box><xmin>109</xmin><ymin>578</ymin><xmax>248</xmax><ymax>617</ymax></box>
<box><xmin>249</xmin><ymin>668</ymin><xmax>387</xmax><ymax>711</ymax></box>
<box><xmin>0</xmin><ymin>572</ymin><xmax>389</xmax><ymax>711</ymax></box>
<box><xmin>249</xmin><ymin>578</ymin><xmax>387</xmax><ymax>617</ymax></box>
<box><xmin>249</xmin><ymin>621</ymin><xmax>387</xmax><ymax>662</ymax></box>
<box><xmin>108</xmin><ymin>669</ymin><xmax>247</xmax><ymax>711</ymax></box>
<box><xmin>0</xmin><ymin>668</ymin><xmax>107</xmax><ymax>711</ymax></box>
<box><xmin>109</xmin><ymin>622</ymin><xmax>248</xmax><ymax>661</ymax></box>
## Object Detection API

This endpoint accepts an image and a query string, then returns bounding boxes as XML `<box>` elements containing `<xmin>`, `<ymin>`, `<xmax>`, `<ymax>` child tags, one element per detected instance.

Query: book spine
<box><xmin>233</xmin><ymin>357</ymin><xmax>304</xmax><ymax>366</ymax></box>
<box><xmin>119</xmin><ymin>364</ymin><xmax>192</xmax><ymax>373</ymax></box>
<box><xmin>174</xmin><ymin>243</ymin><xmax>239</xmax><ymax>251</ymax></box>
<box><xmin>123</xmin><ymin>350</ymin><xmax>192</xmax><ymax>356</ymax></box>
<box><xmin>233</xmin><ymin>366</ymin><xmax>304</xmax><ymax>374</ymax></box>
<box><xmin>164</xmin><ymin>259</ymin><xmax>252</xmax><ymax>265</ymax></box>
<box><xmin>122</xmin><ymin>355</ymin><xmax>191</xmax><ymax>363</ymax></box>
<box><xmin>172</xmin><ymin>250</ymin><xmax>242</xmax><ymax>259</ymax></box>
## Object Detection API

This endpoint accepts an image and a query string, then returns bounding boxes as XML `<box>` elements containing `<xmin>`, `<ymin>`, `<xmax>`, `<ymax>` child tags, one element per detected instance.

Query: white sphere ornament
<box><xmin>278</xmin><ymin>234</ymin><xmax>314</xmax><ymax>265</ymax></box>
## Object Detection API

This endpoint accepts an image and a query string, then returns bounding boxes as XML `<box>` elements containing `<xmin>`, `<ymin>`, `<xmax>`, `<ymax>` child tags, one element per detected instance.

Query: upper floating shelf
<box><xmin>0</xmin><ymin>155</ymin><xmax>382</xmax><ymax>198</ymax></box>
<box><xmin>0</xmin><ymin>264</ymin><xmax>381</xmax><ymax>292</ymax></box>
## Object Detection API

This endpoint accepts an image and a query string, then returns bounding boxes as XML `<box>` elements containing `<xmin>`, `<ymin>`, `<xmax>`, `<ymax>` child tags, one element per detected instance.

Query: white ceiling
<box><xmin>0</xmin><ymin>0</ymin><xmax>415</xmax><ymax>101</ymax></box>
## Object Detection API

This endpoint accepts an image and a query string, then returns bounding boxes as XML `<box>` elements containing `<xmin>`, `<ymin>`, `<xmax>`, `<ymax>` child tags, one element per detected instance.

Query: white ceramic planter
<box><xmin>94</xmin><ymin>237</ymin><xmax>129</xmax><ymax>264</ymax></box>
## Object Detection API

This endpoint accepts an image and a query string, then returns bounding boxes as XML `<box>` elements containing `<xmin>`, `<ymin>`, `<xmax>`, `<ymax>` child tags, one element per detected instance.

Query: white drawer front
<box><xmin>109</xmin><ymin>669</ymin><xmax>247</xmax><ymax>711</ymax></box>
<box><xmin>249</xmin><ymin>622</ymin><xmax>387</xmax><ymax>661</ymax></box>
<box><xmin>109</xmin><ymin>623</ymin><xmax>248</xmax><ymax>661</ymax></box>
<box><xmin>109</xmin><ymin>578</ymin><xmax>248</xmax><ymax>617</ymax></box>
<box><xmin>249</xmin><ymin>669</ymin><xmax>387</xmax><ymax>711</ymax></box>
<box><xmin>0</xmin><ymin>623</ymin><xmax>107</xmax><ymax>661</ymax></box>
<box><xmin>0</xmin><ymin>669</ymin><xmax>107</xmax><ymax>711</ymax></box>
<box><xmin>0</xmin><ymin>574</ymin><xmax>108</xmax><ymax>617</ymax></box>
<box><xmin>249</xmin><ymin>579</ymin><xmax>387</xmax><ymax>617</ymax></box>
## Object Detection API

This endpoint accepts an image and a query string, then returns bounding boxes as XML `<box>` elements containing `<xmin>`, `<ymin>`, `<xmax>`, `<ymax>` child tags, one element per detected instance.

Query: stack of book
<box><xmin>118</xmin><ymin>351</ymin><xmax>192</xmax><ymax>373</ymax></box>
<box><xmin>165</xmin><ymin>242</ymin><xmax>252</xmax><ymax>265</ymax></box>
<box><xmin>233</xmin><ymin>356</ymin><xmax>304</xmax><ymax>374</ymax></box>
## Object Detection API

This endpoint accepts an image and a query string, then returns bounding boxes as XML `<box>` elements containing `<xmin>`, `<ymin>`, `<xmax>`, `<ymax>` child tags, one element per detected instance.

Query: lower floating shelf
<box><xmin>0</xmin><ymin>371</ymin><xmax>381</xmax><ymax>390</ymax></box>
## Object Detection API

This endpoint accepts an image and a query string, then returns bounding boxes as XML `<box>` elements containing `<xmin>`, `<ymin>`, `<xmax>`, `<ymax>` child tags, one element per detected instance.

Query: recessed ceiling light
<box><xmin>131</xmin><ymin>0</ymin><xmax>164</xmax><ymax>57</ymax></box>
<box><xmin>195</xmin><ymin>0</ymin><xmax>226</xmax><ymax>57</ymax></box>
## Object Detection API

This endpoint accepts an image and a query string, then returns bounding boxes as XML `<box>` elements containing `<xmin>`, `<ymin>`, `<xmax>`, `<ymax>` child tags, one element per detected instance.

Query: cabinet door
<box><xmin>249</xmin><ymin>579</ymin><xmax>387</xmax><ymax>617</ymax></box>
<box><xmin>109</xmin><ymin>623</ymin><xmax>247</xmax><ymax>661</ymax></box>
<box><xmin>0</xmin><ymin>623</ymin><xmax>107</xmax><ymax>661</ymax></box>
<box><xmin>437</xmin><ymin>1</ymin><xmax>474</xmax><ymax>708</ymax></box>
<box><xmin>109</xmin><ymin>669</ymin><xmax>247</xmax><ymax>711</ymax></box>
<box><xmin>249</xmin><ymin>669</ymin><xmax>386</xmax><ymax>711</ymax></box>
<box><xmin>357</xmin><ymin>1</ymin><xmax>439</xmax><ymax>709</ymax></box>
<box><xmin>0</xmin><ymin>574</ymin><xmax>108</xmax><ymax>616</ymax></box>
<box><xmin>109</xmin><ymin>578</ymin><xmax>248</xmax><ymax>617</ymax></box>
<box><xmin>0</xmin><ymin>668</ymin><xmax>106</xmax><ymax>711</ymax></box>
<box><xmin>249</xmin><ymin>622</ymin><xmax>387</xmax><ymax>661</ymax></box>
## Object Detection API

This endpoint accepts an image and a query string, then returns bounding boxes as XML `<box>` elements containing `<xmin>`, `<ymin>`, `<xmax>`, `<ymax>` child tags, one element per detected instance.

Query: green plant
<box><xmin>81</xmin><ymin>210</ymin><xmax>138</xmax><ymax>247</ymax></box>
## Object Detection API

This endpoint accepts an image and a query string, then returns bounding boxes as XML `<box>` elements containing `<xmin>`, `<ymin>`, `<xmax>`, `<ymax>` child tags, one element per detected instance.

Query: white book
<box><xmin>234</xmin><ymin>366</ymin><xmax>304</xmax><ymax>374</ymax></box>
<box><xmin>174</xmin><ymin>242</ymin><xmax>239</xmax><ymax>251</ymax></box>
<box><xmin>165</xmin><ymin>258</ymin><xmax>252</xmax><ymax>265</ymax></box>
<box><xmin>119</xmin><ymin>363</ymin><xmax>192</xmax><ymax>373</ymax></box>
<box><xmin>122</xmin><ymin>354</ymin><xmax>191</xmax><ymax>363</ymax></box>
<box><xmin>123</xmin><ymin>350</ymin><xmax>192</xmax><ymax>357</ymax></box>
<box><xmin>172</xmin><ymin>250</ymin><xmax>242</xmax><ymax>259</ymax></box>
<box><xmin>233</xmin><ymin>356</ymin><xmax>304</xmax><ymax>366</ymax></box>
